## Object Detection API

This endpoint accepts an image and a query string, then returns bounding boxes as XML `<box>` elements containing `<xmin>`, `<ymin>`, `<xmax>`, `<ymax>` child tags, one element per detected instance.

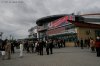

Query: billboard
<box><xmin>48</xmin><ymin>15</ymin><xmax>74</xmax><ymax>28</ymax></box>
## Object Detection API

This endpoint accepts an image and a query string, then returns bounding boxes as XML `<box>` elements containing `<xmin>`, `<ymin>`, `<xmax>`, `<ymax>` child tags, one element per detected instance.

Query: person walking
<box><xmin>30</xmin><ymin>41</ymin><xmax>34</xmax><ymax>53</ymax></box>
<box><xmin>46</xmin><ymin>39</ymin><xmax>53</xmax><ymax>55</ymax></box>
<box><xmin>80</xmin><ymin>38</ymin><xmax>84</xmax><ymax>49</ymax></box>
<box><xmin>19</xmin><ymin>41</ymin><xmax>24</xmax><ymax>58</ymax></box>
<box><xmin>34</xmin><ymin>41</ymin><xmax>39</xmax><ymax>53</ymax></box>
<box><xmin>49</xmin><ymin>40</ymin><xmax>53</xmax><ymax>54</ymax></box>
<box><xmin>90</xmin><ymin>38</ymin><xmax>95</xmax><ymax>52</ymax></box>
<box><xmin>11</xmin><ymin>41</ymin><xmax>15</xmax><ymax>53</ymax></box>
<box><xmin>63</xmin><ymin>39</ymin><xmax>66</xmax><ymax>47</ymax></box>
<box><xmin>38</xmin><ymin>40</ymin><xmax>44</xmax><ymax>55</ymax></box>
<box><xmin>95</xmin><ymin>36</ymin><xmax>100</xmax><ymax>57</ymax></box>
<box><xmin>5</xmin><ymin>40</ymin><xmax>11</xmax><ymax>60</ymax></box>
<box><xmin>46</xmin><ymin>40</ymin><xmax>50</xmax><ymax>55</ymax></box>
<box><xmin>58</xmin><ymin>40</ymin><xmax>61</xmax><ymax>48</ymax></box>
<box><xmin>77</xmin><ymin>39</ymin><xmax>80</xmax><ymax>47</ymax></box>
<box><xmin>1</xmin><ymin>40</ymin><xmax>6</xmax><ymax>60</ymax></box>
<box><xmin>87</xmin><ymin>38</ymin><xmax>90</xmax><ymax>48</ymax></box>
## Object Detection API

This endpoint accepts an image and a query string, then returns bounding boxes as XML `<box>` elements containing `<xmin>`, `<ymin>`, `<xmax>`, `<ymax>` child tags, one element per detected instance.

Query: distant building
<box><xmin>28</xmin><ymin>26</ymin><xmax>38</xmax><ymax>39</ymax></box>
<box><xmin>36</xmin><ymin>14</ymin><xmax>100</xmax><ymax>46</ymax></box>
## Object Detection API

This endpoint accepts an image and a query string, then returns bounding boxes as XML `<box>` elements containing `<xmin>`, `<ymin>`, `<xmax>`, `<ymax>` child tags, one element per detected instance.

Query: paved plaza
<box><xmin>0</xmin><ymin>47</ymin><xmax>100</xmax><ymax>66</ymax></box>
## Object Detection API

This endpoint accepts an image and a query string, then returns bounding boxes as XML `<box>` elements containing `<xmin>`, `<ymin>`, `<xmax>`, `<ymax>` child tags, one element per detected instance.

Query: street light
<box><xmin>0</xmin><ymin>32</ymin><xmax>3</xmax><ymax>39</ymax></box>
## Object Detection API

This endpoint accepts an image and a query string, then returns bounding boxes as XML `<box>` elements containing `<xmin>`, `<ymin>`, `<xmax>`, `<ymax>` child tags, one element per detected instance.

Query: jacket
<box><xmin>95</xmin><ymin>39</ymin><xmax>100</xmax><ymax>47</ymax></box>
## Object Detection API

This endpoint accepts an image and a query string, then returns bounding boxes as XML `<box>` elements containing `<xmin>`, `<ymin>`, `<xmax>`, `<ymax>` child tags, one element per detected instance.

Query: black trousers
<box><xmin>91</xmin><ymin>47</ymin><xmax>95</xmax><ymax>52</ymax></box>
<box><xmin>27</xmin><ymin>47</ymin><xmax>30</xmax><ymax>53</ymax></box>
<box><xmin>46</xmin><ymin>47</ymin><xmax>53</xmax><ymax>55</ymax></box>
<box><xmin>31</xmin><ymin>46</ymin><xmax>34</xmax><ymax>53</ymax></box>
<box><xmin>96</xmin><ymin>47</ymin><xmax>100</xmax><ymax>57</ymax></box>
<box><xmin>39</xmin><ymin>48</ymin><xmax>43</xmax><ymax>55</ymax></box>
<box><xmin>46</xmin><ymin>48</ymin><xmax>49</xmax><ymax>55</ymax></box>
<box><xmin>58</xmin><ymin>44</ymin><xmax>60</xmax><ymax>48</ymax></box>
<box><xmin>80</xmin><ymin>43</ymin><xmax>84</xmax><ymax>49</ymax></box>
<box><xmin>11</xmin><ymin>47</ymin><xmax>15</xmax><ymax>53</ymax></box>
<box><xmin>50</xmin><ymin>47</ymin><xmax>53</xmax><ymax>54</ymax></box>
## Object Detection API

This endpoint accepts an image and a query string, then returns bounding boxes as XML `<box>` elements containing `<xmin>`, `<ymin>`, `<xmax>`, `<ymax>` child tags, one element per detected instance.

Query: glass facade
<box><xmin>48</xmin><ymin>33</ymin><xmax>77</xmax><ymax>42</ymax></box>
<box><xmin>95</xmin><ymin>30</ymin><xmax>100</xmax><ymax>37</ymax></box>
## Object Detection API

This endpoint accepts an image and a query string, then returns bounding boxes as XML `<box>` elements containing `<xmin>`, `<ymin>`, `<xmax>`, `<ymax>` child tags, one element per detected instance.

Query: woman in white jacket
<box><xmin>19</xmin><ymin>41</ymin><xmax>24</xmax><ymax>58</ymax></box>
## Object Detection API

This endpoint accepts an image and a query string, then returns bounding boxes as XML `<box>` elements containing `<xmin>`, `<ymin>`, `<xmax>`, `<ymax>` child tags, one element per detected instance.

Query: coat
<box><xmin>5</xmin><ymin>43</ymin><xmax>11</xmax><ymax>52</ymax></box>
<box><xmin>90</xmin><ymin>40</ymin><xmax>95</xmax><ymax>47</ymax></box>
<box><xmin>95</xmin><ymin>39</ymin><xmax>100</xmax><ymax>48</ymax></box>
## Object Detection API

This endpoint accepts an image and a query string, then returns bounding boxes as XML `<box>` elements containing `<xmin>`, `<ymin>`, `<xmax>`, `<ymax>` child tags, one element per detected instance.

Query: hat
<box><xmin>96</xmin><ymin>36</ymin><xmax>100</xmax><ymax>39</ymax></box>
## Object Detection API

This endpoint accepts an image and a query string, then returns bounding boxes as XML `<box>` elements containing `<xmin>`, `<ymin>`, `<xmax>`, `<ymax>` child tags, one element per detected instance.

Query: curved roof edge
<box><xmin>36</xmin><ymin>14</ymin><xmax>70</xmax><ymax>26</ymax></box>
<box><xmin>81</xmin><ymin>13</ymin><xmax>100</xmax><ymax>16</ymax></box>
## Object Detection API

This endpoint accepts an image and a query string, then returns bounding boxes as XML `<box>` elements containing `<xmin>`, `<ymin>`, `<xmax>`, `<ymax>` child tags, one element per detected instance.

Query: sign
<box><xmin>49</xmin><ymin>15</ymin><xmax>73</xmax><ymax>28</ymax></box>
<box><xmin>65</xmin><ymin>28</ymin><xmax>77</xmax><ymax>33</ymax></box>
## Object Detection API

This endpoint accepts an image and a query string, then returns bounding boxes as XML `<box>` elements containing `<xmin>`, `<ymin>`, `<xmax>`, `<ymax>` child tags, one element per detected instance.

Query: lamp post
<box><xmin>0</xmin><ymin>32</ymin><xmax>3</xmax><ymax>40</ymax></box>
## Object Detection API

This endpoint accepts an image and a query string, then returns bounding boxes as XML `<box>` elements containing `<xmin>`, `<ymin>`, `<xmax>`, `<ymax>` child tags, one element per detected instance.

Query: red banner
<box><xmin>50</xmin><ymin>16</ymin><xmax>73</xmax><ymax>28</ymax></box>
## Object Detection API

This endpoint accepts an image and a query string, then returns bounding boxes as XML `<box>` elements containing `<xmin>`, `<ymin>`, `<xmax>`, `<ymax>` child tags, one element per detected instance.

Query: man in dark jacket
<box><xmin>49</xmin><ymin>40</ymin><xmax>53</xmax><ymax>54</ymax></box>
<box><xmin>39</xmin><ymin>40</ymin><xmax>44</xmax><ymax>55</ymax></box>
<box><xmin>46</xmin><ymin>39</ymin><xmax>53</xmax><ymax>55</ymax></box>
<box><xmin>11</xmin><ymin>41</ymin><xmax>15</xmax><ymax>53</ymax></box>
<box><xmin>95</xmin><ymin>36</ymin><xmax>100</xmax><ymax>57</ymax></box>
<box><xmin>80</xmin><ymin>38</ymin><xmax>84</xmax><ymax>49</ymax></box>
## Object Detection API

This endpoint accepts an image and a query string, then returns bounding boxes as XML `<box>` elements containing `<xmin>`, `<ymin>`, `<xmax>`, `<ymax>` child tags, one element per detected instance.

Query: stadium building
<box><xmin>36</xmin><ymin>14</ymin><xmax>100</xmax><ymax>46</ymax></box>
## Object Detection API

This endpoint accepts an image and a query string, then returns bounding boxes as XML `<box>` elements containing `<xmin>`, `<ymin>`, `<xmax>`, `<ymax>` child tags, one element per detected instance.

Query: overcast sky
<box><xmin>0</xmin><ymin>0</ymin><xmax>100</xmax><ymax>39</ymax></box>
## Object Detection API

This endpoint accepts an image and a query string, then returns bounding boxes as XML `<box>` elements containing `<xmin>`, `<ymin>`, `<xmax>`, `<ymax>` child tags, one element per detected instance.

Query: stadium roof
<box><xmin>36</xmin><ymin>14</ymin><xmax>69</xmax><ymax>26</ymax></box>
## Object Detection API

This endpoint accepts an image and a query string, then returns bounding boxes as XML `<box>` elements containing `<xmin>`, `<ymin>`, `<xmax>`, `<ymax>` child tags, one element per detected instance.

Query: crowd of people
<box><xmin>0</xmin><ymin>39</ymin><xmax>18</xmax><ymax>60</ymax></box>
<box><xmin>74</xmin><ymin>36</ymin><xmax>100</xmax><ymax>57</ymax></box>
<box><xmin>0</xmin><ymin>36</ymin><xmax>100</xmax><ymax>60</ymax></box>
<box><xmin>0</xmin><ymin>39</ymin><xmax>65</xmax><ymax>60</ymax></box>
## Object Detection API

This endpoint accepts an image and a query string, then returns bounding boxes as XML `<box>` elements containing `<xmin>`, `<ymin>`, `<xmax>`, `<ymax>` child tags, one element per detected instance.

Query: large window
<box><xmin>66</xmin><ymin>34</ymin><xmax>77</xmax><ymax>42</ymax></box>
<box><xmin>48</xmin><ymin>33</ymin><xmax>77</xmax><ymax>42</ymax></box>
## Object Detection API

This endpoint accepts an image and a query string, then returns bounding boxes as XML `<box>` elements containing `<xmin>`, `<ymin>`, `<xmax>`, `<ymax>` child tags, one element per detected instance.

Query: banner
<box><xmin>48</xmin><ymin>15</ymin><xmax>73</xmax><ymax>28</ymax></box>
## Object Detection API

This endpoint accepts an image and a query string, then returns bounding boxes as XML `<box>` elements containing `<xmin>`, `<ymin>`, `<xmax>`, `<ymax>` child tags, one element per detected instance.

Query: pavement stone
<box><xmin>0</xmin><ymin>47</ymin><xmax>100</xmax><ymax>66</ymax></box>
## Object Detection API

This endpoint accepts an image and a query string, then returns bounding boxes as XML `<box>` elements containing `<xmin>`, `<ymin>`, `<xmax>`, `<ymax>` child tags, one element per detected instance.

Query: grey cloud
<box><xmin>0</xmin><ymin>0</ymin><xmax>100</xmax><ymax>39</ymax></box>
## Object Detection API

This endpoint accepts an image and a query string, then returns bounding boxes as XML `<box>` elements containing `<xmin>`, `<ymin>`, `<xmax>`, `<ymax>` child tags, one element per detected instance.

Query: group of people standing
<box><xmin>0</xmin><ymin>39</ymin><xmax>14</xmax><ymax>60</ymax></box>
<box><xmin>0</xmin><ymin>39</ymin><xmax>65</xmax><ymax>60</ymax></box>
<box><xmin>0</xmin><ymin>36</ymin><xmax>99</xmax><ymax>60</ymax></box>
<box><xmin>23</xmin><ymin>39</ymin><xmax>54</xmax><ymax>55</ymax></box>
<box><xmin>23</xmin><ymin>39</ymin><xmax>65</xmax><ymax>56</ymax></box>
<box><xmin>95</xmin><ymin>37</ymin><xmax>100</xmax><ymax>57</ymax></box>
<box><xmin>75</xmin><ymin>36</ymin><xmax>100</xmax><ymax>57</ymax></box>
